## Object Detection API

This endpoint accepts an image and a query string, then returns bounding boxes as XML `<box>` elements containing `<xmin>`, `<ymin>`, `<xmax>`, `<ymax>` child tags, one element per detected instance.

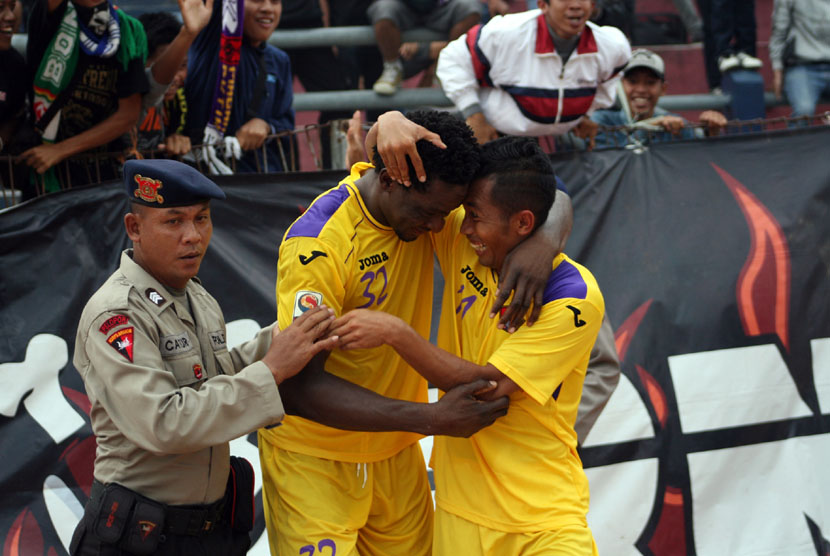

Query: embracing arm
<box><xmin>277</xmin><ymin>353</ymin><xmax>509</xmax><ymax>437</ymax></box>
<box><xmin>330</xmin><ymin>310</ymin><xmax>520</xmax><ymax>399</ymax></box>
<box><xmin>491</xmin><ymin>187</ymin><xmax>573</xmax><ymax>330</ymax></box>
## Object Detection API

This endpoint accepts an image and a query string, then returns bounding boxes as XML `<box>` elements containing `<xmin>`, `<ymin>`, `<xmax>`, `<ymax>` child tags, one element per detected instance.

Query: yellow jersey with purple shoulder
<box><xmin>429</xmin><ymin>207</ymin><xmax>605</xmax><ymax>532</ymax></box>
<box><xmin>260</xmin><ymin>162</ymin><xmax>432</xmax><ymax>462</ymax></box>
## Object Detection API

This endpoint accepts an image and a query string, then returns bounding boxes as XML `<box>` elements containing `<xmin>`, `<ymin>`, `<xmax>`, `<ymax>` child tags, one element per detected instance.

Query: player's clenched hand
<box><xmin>428</xmin><ymin>379</ymin><xmax>509</xmax><ymax>437</ymax></box>
<box><xmin>329</xmin><ymin>309</ymin><xmax>398</xmax><ymax>350</ymax></box>
<box><xmin>262</xmin><ymin>306</ymin><xmax>338</xmax><ymax>385</ymax></box>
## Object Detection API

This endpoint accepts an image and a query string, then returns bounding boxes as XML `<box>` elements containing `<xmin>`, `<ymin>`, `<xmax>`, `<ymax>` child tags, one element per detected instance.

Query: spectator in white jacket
<box><xmin>436</xmin><ymin>0</ymin><xmax>630</xmax><ymax>148</ymax></box>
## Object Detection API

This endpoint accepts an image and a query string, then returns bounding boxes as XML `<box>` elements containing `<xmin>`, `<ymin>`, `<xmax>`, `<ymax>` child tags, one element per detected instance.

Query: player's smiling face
<box><xmin>383</xmin><ymin>178</ymin><xmax>467</xmax><ymax>242</ymax></box>
<box><xmin>460</xmin><ymin>177</ymin><xmax>521</xmax><ymax>270</ymax></box>
<box><xmin>243</xmin><ymin>0</ymin><xmax>281</xmax><ymax>47</ymax></box>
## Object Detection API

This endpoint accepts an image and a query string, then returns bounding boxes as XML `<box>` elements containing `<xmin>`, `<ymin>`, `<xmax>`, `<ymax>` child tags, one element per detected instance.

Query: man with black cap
<box><xmin>69</xmin><ymin>159</ymin><xmax>341</xmax><ymax>555</ymax></box>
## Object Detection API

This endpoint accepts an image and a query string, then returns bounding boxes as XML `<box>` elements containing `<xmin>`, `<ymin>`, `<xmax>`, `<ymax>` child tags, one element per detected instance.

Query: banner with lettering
<box><xmin>1</xmin><ymin>127</ymin><xmax>829</xmax><ymax>555</ymax></box>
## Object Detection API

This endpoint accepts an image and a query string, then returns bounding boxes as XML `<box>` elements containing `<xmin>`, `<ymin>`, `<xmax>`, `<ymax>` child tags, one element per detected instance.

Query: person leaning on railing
<box><xmin>21</xmin><ymin>0</ymin><xmax>149</xmax><ymax>192</ymax></box>
<box><xmin>559</xmin><ymin>48</ymin><xmax>727</xmax><ymax>150</ymax></box>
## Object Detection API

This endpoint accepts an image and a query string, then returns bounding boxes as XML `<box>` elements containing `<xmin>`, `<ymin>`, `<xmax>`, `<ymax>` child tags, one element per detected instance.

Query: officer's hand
<box><xmin>329</xmin><ymin>309</ymin><xmax>398</xmax><ymax>350</ymax></box>
<box><xmin>428</xmin><ymin>379</ymin><xmax>509</xmax><ymax>437</ymax></box>
<box><xmin>262</xmin><ymin>306</ymin><xmax>338</xmax><ymax>384</ymax></box>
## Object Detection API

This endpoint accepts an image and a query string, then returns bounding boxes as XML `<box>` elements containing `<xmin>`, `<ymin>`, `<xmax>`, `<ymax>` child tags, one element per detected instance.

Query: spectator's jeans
<box><xmin>785</xmin><ymin>63</ymin><xmax>830</xmax><ymax>118</ymax></box>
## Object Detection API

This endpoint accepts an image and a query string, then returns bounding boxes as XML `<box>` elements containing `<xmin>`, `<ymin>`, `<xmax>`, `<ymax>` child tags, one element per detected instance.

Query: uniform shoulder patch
<box><xmin>145</xmin><ymin>289</ymin><xmax>166</xmax><ymax>306</ymax></box>
<box><xmin>107</xmin><ymin>327</ymin><xmax>134</xmax><ymax>362</ymax></box>
<box><xmin>99</xmin><ymin>314</ymin><xmax>129</xmax><ymax>335</ymax></box>
<box><xmin>293</xmin><ymin>291</ymin><xmax>323</xmax><ymax>320</ymax></box>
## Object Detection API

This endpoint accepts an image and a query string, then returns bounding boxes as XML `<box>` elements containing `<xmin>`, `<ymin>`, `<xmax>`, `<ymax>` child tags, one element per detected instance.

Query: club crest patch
<box><xmin>134</xmin><ymin>174</ymin><xmax>164</xmax><ymax>204</ymax></box>
<box><xmin>293</xmin><ymin>290</ymin><xmax>323</xmax><ymax>320</ymax></box>
<box><xmin>99</xmin><ymin>314</ymin><xmax>129</xmax><ymax>335</ymax></box>
<box><xmin>193</xmin><ymin>364</ymin><xmax>203</xmax><ymax>380</ymax></box>
<box><xmin>107</xmin><ymin>327</ymin><xmax>134</xmax><ymax>362</ymax></box>
<box><xmin>145</xmin><ymin>289</ymin><xmax>166</xmax><ymax>306</ymax></box>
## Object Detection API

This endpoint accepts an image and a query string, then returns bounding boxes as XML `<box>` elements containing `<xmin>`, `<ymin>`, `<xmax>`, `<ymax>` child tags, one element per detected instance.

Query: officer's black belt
<box><xmin>89</xmin><ymin>480</ymin><xmax>225</xmax><ymax>536</ymax></box>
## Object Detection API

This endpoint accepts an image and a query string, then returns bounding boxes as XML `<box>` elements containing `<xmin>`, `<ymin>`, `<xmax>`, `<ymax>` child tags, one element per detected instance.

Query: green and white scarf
<box><xmin>32</xmin><ymin>1</ymin><xmax>146</xmax><ymax>191</ymax></box>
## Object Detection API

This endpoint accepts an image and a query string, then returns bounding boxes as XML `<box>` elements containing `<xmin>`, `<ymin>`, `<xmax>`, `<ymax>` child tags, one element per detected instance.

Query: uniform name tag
<box><xmin>160</xmin><ymin>332</ymin><xmax>193</xmax><ymax>356</ymax></box>
<box><xmin>209</xmin><ymin>330</ymin><xmax>227</xmax><ymax>350</ymax></box>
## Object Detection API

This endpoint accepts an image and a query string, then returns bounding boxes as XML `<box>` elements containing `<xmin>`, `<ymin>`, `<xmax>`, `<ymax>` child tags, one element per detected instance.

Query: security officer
<box><xmin>69</xmin><ymin>159</ymin><xmax>339</xmax><ymax>555</ymax></box>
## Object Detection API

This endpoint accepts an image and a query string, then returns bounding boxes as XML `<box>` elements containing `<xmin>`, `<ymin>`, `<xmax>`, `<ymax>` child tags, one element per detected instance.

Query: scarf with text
<box><xmin>203</xmin><ymin>0</ymin><xmax>244</xmax><ymax>145</ymax></box>
<box><xmin>31</xmin><ymin>1</ymin><xmax>146</xmax><ymax>191</ymax></box>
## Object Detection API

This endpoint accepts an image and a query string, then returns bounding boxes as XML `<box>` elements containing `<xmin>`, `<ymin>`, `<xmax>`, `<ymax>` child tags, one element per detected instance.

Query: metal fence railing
<box><xmin>3</xmin><ymin>113</ymin><xmax>828</xmax><ymax>209</ymax></box>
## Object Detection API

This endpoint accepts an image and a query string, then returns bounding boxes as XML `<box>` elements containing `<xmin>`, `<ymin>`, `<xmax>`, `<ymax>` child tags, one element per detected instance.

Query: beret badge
<box><xmin>134</xmin><ymin>174</ymin><xmax>165</xmax><ymax>204</ymax></box>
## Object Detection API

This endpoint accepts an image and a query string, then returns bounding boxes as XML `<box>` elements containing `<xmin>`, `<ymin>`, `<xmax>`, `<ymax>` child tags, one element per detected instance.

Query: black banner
<box><xmin>1</xmin><ymin>129</ymin><xmax>829</xmax><ymax>555</ymax></box>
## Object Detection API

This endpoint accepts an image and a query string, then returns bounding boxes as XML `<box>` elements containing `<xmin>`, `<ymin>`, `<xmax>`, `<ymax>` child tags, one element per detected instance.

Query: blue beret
<box><xmin>124</xmin><ymin>159</ymin><xmax>226</xmax><ymax>207</ymax></box>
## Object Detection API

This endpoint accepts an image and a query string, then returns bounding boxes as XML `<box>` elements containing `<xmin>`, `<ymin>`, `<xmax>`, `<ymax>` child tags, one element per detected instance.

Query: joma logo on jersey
<box><xmin>358</xmin><ymin>251</ymin><xmax>389</xmax><ymax>271</ymax></box>
<box><xmin>460</xmin><ymin>264</ymin><xmax>489</xmax><ymax>296</ymax></box>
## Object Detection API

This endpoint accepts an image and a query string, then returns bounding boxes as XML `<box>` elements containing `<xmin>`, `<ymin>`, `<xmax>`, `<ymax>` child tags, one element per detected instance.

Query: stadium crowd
<box><xmin>0</xmin><ymin>0</ymin><xmax>827</xmax><ymax>201</ymax></box>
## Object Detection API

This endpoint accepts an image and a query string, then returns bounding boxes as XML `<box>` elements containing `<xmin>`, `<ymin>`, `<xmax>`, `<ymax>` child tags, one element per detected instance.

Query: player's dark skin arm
<box><xmin>278</xmin><ymin>353</ymin><xmax>509</xmax><ymax>438</ymax></box>
<box><xmin>331</xmin><ymin>310</ymin><xmax>520</xmax><ymax>400</ymax></box>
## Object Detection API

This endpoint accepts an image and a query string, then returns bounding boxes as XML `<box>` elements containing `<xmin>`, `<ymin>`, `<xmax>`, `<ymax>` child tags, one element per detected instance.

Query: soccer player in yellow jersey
<box><xmin>259</xmin><ymin>111</ymin><xmax>527</xmax><ymax>556</ymax></box>
<box><xmin>333</xmin><ymin>136</ymin><xmax>605</xmax><ymax>555</ymax></box>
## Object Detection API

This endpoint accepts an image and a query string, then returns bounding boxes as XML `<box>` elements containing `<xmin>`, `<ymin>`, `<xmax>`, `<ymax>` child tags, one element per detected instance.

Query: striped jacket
<box><xmin>437</xmin><ymin>11</ymin><xmax>631</xmax><ymax>136</ymax></box>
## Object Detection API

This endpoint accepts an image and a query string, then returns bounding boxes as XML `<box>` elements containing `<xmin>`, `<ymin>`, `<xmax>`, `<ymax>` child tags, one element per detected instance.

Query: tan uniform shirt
<box><xmin>74</xmin><ymin>250</ymin><xmax>284</xmax><ymax>505</ymax></box>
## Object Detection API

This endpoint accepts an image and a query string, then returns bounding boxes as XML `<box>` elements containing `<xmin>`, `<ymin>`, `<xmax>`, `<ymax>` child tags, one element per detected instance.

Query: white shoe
<box><xmin>718</xmin><ymin>54</ymin><xmax>740</xmax><ymax>73</ymax></box>
<box><xmin>373</xmin><ymin>62</ymin><xmax>403</xmax><ymax>95</ymax></box>
<box><xmin>737</xmin><ymin>52</ymin><xmax>762</xmax><ymax>69</ymax></box>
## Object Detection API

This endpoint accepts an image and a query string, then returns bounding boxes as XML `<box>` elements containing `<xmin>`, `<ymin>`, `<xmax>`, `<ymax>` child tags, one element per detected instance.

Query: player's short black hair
<box><xmin>139</xmin><ymin>12</ymin><xmax>181</xmax><ymax>60</ymax></box>
<box><xmin>475</xmin><ymin>136</ymin><xmax>556</xmax><ymax>229</ymax></box>
<box><xmin>372</xmin><ymin>110</ymin><xmax>480</xmax><ymax>193</ymax></box>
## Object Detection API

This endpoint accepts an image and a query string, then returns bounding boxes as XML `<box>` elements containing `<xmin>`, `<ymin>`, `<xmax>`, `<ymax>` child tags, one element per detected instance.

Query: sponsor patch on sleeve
<box><xmin>208</xmin><ymin>330</ymin><xmax>227</xmax><ymax>350</ymax></box>
<box><xmin>293</xmin><ymin>290</ymin><xmax>323</xmax><ymax>320</ymax></box>
<box><xmin>159</xmin><ymin>332</ymin><xmax>194</xmax><ymax>357</ymax></box>
<box><xmin>107</xmin><ymin>327</ymin><xmax>134</xmax><ymax>362</ymax></box>
<box><xmin>99</xmin><ymin>314</ymin><xmax>129</xmax><ymax>335</ymax></box>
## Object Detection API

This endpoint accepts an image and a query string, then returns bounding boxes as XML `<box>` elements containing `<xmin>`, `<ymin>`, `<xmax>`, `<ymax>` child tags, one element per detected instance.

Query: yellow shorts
<box><xmin>258</xmin><ymin>435</ymin><xmax>433</xmax><ymax>556</ymax></box>
<box><xmin>434</xmin><ymin>508</ymin><xmax>599</xmax><ymax>556</ymax></box>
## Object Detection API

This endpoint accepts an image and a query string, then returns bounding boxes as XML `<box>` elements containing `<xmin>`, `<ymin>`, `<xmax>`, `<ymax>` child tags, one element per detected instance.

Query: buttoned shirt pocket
<box><xmin>206</xmin><ymin>328</ymin><xmax>235</xmax><ymax>376</ymax></box>
<box><xmin>159</xmin><ymin>331</ymin><xmax>204</xmax><ymax>387</ymax></box>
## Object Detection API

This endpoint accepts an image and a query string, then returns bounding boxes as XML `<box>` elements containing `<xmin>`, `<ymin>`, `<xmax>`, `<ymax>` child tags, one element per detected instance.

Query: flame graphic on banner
<box><xmin>648</xmin><ymin>486</ymin><xmax>688</xmax><ymax>556</ymax></box>
<box><xmin>636</xmin><ymin>364</ymin><xmax>668</xmax><ymax>428</ymax></box>
<box><xmin>614</xmin><ymin>299</ymin><xmax>653</xmax><ymax>362</ymax></box>
<box><xmin>712</xmin><ymin>164</ymin><xmax>791</xmax><ymax>351</ymax></box>
<box><xmin>3</xmin><ymin>510</ymin><xmax>42</xmax><ymax>556</ymax></box>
